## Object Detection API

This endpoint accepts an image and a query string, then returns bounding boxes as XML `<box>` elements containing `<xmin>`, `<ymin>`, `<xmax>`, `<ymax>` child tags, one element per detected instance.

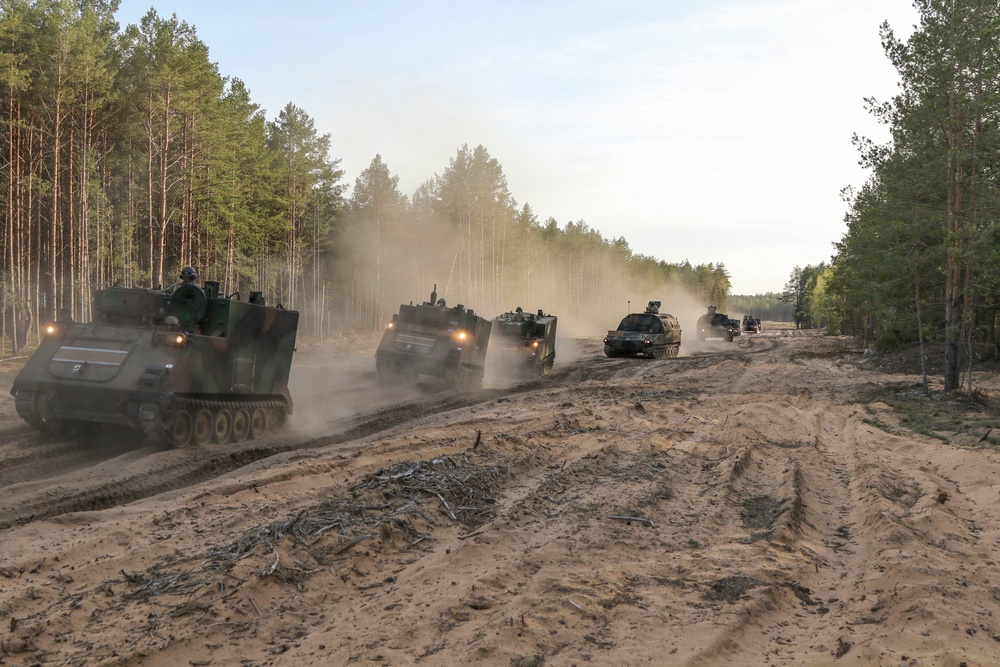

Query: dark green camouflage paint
<box><xmin>604</xmin><ymin>302</ymin><xmax>682</xmax><ymax>358</ymax></box>
<box><xmin>490</xmin><ymin>310</ymin><xmax>557</xmax><ymax>377</ymax></box>
<box><xmin>696</xmin><ymin>308</ymin><xmax>737</xmax><ymax>342</ymax></box>
<box><xmin>10</xmin><ymin>285</ymin><xmax>298</xmax><ymax>432</ymax></box>
<box><xmin>375</xmin><ymin>296</ymin><xmax>491</xmax><ymax>388</ymax></box>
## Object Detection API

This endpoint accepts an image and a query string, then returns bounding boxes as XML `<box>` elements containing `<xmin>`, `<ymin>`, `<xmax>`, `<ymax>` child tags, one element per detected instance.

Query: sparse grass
<box><xmin>866</xmin><ymin>388</ymin><xmax>998</xmax><ymax>447</ymax></box>
<box><xmin>861</xmin><ymin>416</ymin><xmax>898</xmax><ymax>436</ymax></box>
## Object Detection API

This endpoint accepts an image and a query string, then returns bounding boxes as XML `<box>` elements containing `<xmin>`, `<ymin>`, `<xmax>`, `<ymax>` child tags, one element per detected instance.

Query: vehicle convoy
<box><xmin>604</xmin><ymin>301</ymin><xmax>682</xmax><ymax>359</ymax></box>
<box><xmin>491</xmin><ymin>308</ymin><xmax>557</xmax><ymax>378</ymax></box>
<box><xmin>10</xmin><ymin>276</ymin><xmax>299</xmax><ymax>447</ymax></box>
<box><xmin>375</xmin><ymin>286</ymin><xmax>491</xmax><ymax>391</ymax></box>
<box><xmin>696</xmin><ymin>306</ymin><xmax>736</xmax><ymax>342</ymax></box>
<box><xmin>743</xmin><ymin>315</ymin><xmax>762</xmax><ymax>333</ymax></box>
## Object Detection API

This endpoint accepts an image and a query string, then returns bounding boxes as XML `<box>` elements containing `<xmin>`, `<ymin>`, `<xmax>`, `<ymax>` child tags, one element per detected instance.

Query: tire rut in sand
<box><xmin>684</xmin><ymin>399</ymin><xmax>987</xmax><ymax>665</ymax></box>
<box><xmin>683</xmin><ymin>404</ymin><xmax>861</xmax><ymax>665</ymax></box>
<box><xmin>0</xmin><ymin>431</ymin><xmax>153</xmax><ymax>489</ymax></box>
<box><xmin>0</xmin><ymin>370</ymin><xmax>584</xmax><ymax>529</ymax></box>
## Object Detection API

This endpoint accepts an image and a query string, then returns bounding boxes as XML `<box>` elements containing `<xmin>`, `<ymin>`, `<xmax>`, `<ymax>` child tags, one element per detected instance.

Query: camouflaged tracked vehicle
<box><xmin>375</xmin><ymin>286</ymin><xmax>491</xmax><ymax>391</ymax></box>
<box><xmin>490</xmin><ymin>308</ymin><xmax>557</xmax><ymax>379</ymax></box>
<box><xmin>10</xmin><ymin>280</ymin><xmax>298</xmax><ymax>446</ymax></box>
<box><xmin>696</xmin><ymin>306</ymin><xmax>736</xmax><ymax>342</ymax></box>
<box><xmin>604</xmin><ymin>301</ymin><xmax>681</xmax><ymax>359</ymax></box>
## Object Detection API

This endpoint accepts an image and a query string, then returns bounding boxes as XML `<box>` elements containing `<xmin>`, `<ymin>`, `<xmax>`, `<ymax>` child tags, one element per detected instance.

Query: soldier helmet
<box><xmin>437</xmin><ymin>298</ymin><xmax>446</xmax><ymax>307</ymax></box>
<box><xmin>179</xmin><ymin>266</ymin><xmax>197</xmax><ymax>282</ymax></box>
<box><xmin>515</xmin><ymin>306</ymin><xmax>523</xmax><ymax>313</ymax></box>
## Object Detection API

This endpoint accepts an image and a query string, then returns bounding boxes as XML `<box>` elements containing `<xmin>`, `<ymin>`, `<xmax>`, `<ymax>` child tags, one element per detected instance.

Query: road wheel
<box><xmin>249</xmin><ymin>408</ymin><xmax>267</xmax><ymax>439</ymax></box>
<box><xmin>192</xmin><ymin>408</ymin><xmax>213</xmax><ymax>446</ymax></box>
<box><xmin>212</xmin><ymin>409</ymin><xmax>233</xmax><ymax>444</ymax></box>
<box><xmin>231</xmin><ymin>409</ymin><xmax>250</xmax><ymax>442</ymax></box>
<box><xmin>172</xmin><ymin>410</ymin><xmax>193</xmax><ymax>447</ymax></box>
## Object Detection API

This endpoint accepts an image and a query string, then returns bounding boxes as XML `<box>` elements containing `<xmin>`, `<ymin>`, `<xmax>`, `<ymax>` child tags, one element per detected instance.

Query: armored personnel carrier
<box><xmin>742</xmin><ymin>315</ymin><xmax>762</xmax><ymax>333</ymax></box>
<box><xmin>490</xmin><ymin>308</ymin><xmax>557</xmax><ymax>378</ymax></box>
<box><xmin>375</xmin><ymin>286</ymin><xmax>491</xmax><ymax>391</ymax></box>
<box><xmin>604</xmin><ymin>301</ymin><xmax>682</xmax><ymax>359</ymax></box>
<box><xmin>10</xmin><ymin>279</ymin><xmax>298</xmax><ymax>446</ymax></box>
<box><xmin>696</xmin><ymin>306</ymin><xmax>736</xmax><ymax>342</ymax></box>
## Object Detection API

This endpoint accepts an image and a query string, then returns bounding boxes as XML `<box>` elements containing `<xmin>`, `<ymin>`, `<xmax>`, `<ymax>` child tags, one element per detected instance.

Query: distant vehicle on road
<box><xmin>604</xmin><ymin>301</ymin><xmax>682</xmax><ymax>359</ymax></box>
<box><xmin>696</xmin><ymin>306</ymin><xmax>735</xmax><ymax>342</ymax></box>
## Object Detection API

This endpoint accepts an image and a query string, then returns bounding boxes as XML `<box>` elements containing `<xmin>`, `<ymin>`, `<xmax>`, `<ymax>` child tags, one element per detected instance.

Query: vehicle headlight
<box><xmin>455</xmin><ymin>330</ymin><xmax>468</xmax><ymax>341</ymax></box>
<box><xmin>45</xmin><ymin>323</ymin><xmax>58</xmax><ymax>336</ymax></box>
<box><xmin>532</xmin><ymin>341</ymin><xmax>539</xmax><ymax>348</ymax></box>
<box><xmin>154</xmin><ymin>331</ymin><xmax>189</xmax><ymax>346</ymax></box>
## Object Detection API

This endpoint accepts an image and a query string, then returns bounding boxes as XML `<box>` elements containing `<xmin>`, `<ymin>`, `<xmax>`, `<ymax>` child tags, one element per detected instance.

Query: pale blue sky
<box><xmin>115</xmin><ymin>0</ymin><xmax>918</xmax><ymax>294</ymax></box>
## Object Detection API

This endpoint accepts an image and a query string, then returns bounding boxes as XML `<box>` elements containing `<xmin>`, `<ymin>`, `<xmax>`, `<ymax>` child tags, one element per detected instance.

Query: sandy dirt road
<box><xmin>1</xmin><ymin>331</ymin><xmax>999</xmax><ymax>666</ymax></box>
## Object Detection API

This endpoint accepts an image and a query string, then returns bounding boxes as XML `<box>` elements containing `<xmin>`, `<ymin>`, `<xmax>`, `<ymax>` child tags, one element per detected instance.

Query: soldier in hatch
<box><xmin>165</xmin><ymin>266</ymin><xmax>198</xmax><ymax>295</ymax></box>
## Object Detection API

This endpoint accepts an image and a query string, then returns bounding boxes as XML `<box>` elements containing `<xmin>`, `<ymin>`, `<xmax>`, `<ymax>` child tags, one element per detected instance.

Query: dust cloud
<box><xmin>330</xmin><ymin>211</ymin><xmax>723</xmax><ymax>346</ymax></box>
<box><xmin>288</xmin><ymin>203</ymin><xmax>743</xmax><ymax>412</ymax></box>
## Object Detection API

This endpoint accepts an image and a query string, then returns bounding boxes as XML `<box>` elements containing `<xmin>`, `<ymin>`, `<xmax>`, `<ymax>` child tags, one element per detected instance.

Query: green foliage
<box><xmin>781</xmin><ymin>264</ymin><xmax>828</xmax><ymax>329</ymax></box>
<box><xmin>818</xmin><ymin>0</ymin><xmax>1000</xmax><ymax>391</ymax></box>
<box><xmin>0</xmin><ymin>2</ymin><xmax>730</xmax><ymax>347</ymax></box>
<box><xmin>727</xmin><ymin>293</ymin><xmax>794</xmax><ymax>322</ymax></box>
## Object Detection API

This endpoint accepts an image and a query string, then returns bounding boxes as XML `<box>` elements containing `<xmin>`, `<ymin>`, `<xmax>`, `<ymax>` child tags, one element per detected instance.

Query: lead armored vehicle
<box><xmin>376</xmin><ymin>286</ymin><xmax>491</xmax><ymax>391</ymax></box>
<box><xmin>10</xmin><ymin>279</ymin><xmax>299</xmax><ymax>446</ymax></box>
<box><xmin>491</xmin><ymin>308</ymin><xmax>557</xmax><ymax>378</ymax></box>
<box><xmin>604</xmin><ymin>301</ymin><xmax>682</xmax><ymax>359</ymax></box>
<box><xmin>696</xmin><ymin>306</ymin><xmax>736</xmax><ymax>342</ymax></box>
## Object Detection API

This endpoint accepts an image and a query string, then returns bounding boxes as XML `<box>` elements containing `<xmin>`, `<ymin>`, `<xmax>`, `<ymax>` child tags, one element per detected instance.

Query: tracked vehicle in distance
<box><xmin>10</xmin><ymin>280</ymin><xmax>298</xmax><ymax>447</ymax></box>
<box><xmin>490</xmin><ymin>308</ymin><xmax>557</xmax><ymax>379</ymax></box>
<box><xmin>376</xmin><ymin>286</ymin><xmax>491</xmax><ymax>391</ymax></box>
<box><xmin>696</xmin><ymin>306</ymin><xmax>736</xmax><ymax>342</ymax></box>
<box><xmin>604</xmin><ymin>301</ymin><xmax>682</xmax><ymax>359</ymax></box>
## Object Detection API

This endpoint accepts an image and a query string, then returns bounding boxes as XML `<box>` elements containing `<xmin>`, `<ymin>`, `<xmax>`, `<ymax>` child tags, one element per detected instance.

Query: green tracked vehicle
<box><xmin>696</xmin><ymin>305</ymin><xmax>736</xmax><ymax>342</ymax></box>
<box><xmin>604</xmin><ymin>301</ymin><xmax>682</xmax><ymax>359</ymax></box>
<box><xmin>375</xmin><ymin>286</ymin><xmax>492</xmax><ymax>392</ymax></box>
<box><xmin>490</xmin><ymin>308</ymin><xmax>557</xmax><ymax>379</ymax></box>
<box><xmin>10</xmin><ymin>279</ymin><xmax>298</xmax><ymax>447</ymax></box>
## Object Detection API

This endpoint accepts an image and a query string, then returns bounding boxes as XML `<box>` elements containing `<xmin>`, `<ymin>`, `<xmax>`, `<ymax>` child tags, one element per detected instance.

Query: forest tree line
<box><xmin>0</xmin><ymin>0</ymin><xmax>731</xmax><ymax>356</ymax></box>
<box><xmin>789</xmin><ymin>0</ymin><xmax>1000</xmax><ymax>392</ymax></box>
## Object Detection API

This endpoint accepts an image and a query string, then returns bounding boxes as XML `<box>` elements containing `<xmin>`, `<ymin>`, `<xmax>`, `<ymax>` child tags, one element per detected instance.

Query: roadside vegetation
<box><xmin>781</xmin><ymin>1</ymin><xmax>1000</xmax><ymax>396</ymax></box>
